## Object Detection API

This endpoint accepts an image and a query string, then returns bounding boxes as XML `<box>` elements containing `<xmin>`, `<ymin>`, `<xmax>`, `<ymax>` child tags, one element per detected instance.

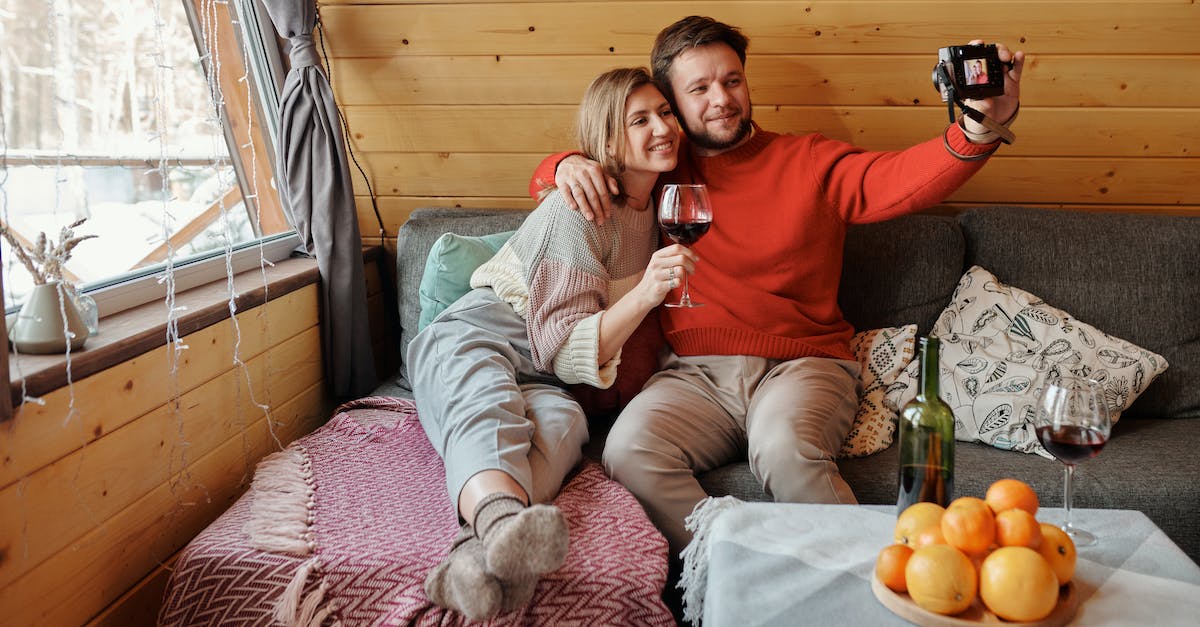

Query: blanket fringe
<box><xmin>274</xmin><ymin>555</ymin><xmax>336</xmax><ymax>626</ymax></box>
<box><xmin>243</xmin><ymin>445</ymin><xmax>337</xmax><ymax>625</ymax></box>
<box><xmin>245</xmin><ymin>446</ymin><xmax>315</xmax><ymax>555</ymax></box>
<box><xmin>307</xmin><ymin>592</ymin><xmax>339</xmax><ymax>627</ymax></box>
<box><xmin>677</xmin><ymin>495</ymin><xmax>743</xmax><ymax>626</ymax></box>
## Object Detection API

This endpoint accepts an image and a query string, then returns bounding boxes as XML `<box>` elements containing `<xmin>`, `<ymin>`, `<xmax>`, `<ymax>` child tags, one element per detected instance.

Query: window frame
<box><xmin>87</xmin><ymin>231</ymin><xmax>300</xmax><ymax>318</ymax></box>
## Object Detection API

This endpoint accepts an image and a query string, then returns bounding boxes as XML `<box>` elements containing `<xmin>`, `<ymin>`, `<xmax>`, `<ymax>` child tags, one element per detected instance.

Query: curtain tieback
<box><xmin>288</xmin><ymin>34</ymin><xmax>320</xmax><ymax>68</ymax></box>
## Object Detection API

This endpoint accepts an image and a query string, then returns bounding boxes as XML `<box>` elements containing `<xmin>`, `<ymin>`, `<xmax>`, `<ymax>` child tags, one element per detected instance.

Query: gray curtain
<box><xmin>260</xmin><ymin>0</ymin><xmax>376</xmax><ymax>398</ymax></box>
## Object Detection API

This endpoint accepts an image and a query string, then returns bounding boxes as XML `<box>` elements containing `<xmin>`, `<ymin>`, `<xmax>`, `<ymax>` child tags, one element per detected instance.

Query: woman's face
<box><xmin>617</xmin><ymin>83</ymin><xmax>679</xmax><ymax>175</ymax></box>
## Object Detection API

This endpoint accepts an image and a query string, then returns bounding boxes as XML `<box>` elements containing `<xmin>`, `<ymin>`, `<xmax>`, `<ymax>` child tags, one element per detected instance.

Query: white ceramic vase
<box><xmin>9</xmin><ymin>281</ymin><xmax>91</xmax><ymax>354</ymax></box>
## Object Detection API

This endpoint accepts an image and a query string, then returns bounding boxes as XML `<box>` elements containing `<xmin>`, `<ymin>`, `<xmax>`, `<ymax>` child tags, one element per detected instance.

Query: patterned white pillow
<box><xmin>840</xmin><ymin>325</ymin><xmax>918</xmax><ymax>458</ymax></box>
<box><xmin>892</xmin><ymin>265</ymin><xmax>1169</xmax><ymax>457</ymax></box>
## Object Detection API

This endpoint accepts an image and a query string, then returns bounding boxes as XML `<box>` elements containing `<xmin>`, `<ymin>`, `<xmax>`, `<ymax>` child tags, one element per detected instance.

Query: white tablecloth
<box><xmin>679</xmin><ymin>499</ymin><xmax>1200</xmax><ymax>626</ymax></box>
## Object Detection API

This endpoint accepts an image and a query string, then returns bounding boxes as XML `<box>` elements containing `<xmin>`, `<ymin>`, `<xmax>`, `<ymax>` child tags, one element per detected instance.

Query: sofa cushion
<box><xmin>840</xmin><ymin>325</ymin><xmax>917</xmax><ymax>458</ymax></box>
<box><xmin>418</xmin><ymin>230</ymin><xmax>515</xmax><ymax>331</ymax></box>
<box><xmin>839</xmin><ymin>214</ymin><xmax>965</xmax><ymax>334</ymax></box>
<box><xmin>959</xmin><ymin>206</ymin><xmax>1200</xmax><ymax>419</ymax></box>
<box><xmin>892</xmin><ymin>265</ymin><xmax>1168</xmax><ymax>456</ymax></box>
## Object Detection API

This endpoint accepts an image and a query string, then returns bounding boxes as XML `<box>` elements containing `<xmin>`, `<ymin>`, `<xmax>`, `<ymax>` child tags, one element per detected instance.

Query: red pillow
<box><xmin>568</xmin><ymin>308</ymin><xmax>664</xmax><ymax>419</ymax></box>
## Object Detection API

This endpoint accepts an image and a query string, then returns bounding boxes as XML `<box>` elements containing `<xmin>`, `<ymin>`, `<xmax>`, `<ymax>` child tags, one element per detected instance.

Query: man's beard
<box><xmin>684</xmin><ymin>109</ymin><xmax>753</xmax><ymax>152</ymax></box>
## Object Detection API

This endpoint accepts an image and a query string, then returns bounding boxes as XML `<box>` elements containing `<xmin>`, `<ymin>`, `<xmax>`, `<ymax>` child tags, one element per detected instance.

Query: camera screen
<box><xmin>934</xmin><ymin>44</ymin><xmax>1005</xmax><ymax>100</ymax></box>
<box><xmin>961</xmin><ymin>57</ymin><xmax>992</xmax><ymax>86</ymax></box>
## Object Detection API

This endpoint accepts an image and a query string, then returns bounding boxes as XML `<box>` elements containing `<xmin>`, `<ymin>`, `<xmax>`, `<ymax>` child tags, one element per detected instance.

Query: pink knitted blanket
<box><xmin>161</xmin><ymin>396</ymin><xmax>673</xmax><ymax>625</ymax></box>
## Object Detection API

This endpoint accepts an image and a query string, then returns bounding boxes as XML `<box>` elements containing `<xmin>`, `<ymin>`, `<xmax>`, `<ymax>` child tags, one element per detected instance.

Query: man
<box><xmin>531</xmin><ymin>16</ymin><xmax>1024</xmax><ymax>556</ymax></box>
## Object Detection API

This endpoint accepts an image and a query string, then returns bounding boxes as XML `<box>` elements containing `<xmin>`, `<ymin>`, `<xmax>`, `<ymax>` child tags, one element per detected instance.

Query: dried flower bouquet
<box><xmin>1</xmin><ymin>217</ymin><xmax>97</xmax><ymax>285</ymax></box>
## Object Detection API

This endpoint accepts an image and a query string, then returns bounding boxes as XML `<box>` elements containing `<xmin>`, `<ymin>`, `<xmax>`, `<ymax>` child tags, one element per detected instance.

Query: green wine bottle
<box><xmin>896</xmin><ymin>335</ymin><xmax>955</xmax><ymax>513</ymax></box>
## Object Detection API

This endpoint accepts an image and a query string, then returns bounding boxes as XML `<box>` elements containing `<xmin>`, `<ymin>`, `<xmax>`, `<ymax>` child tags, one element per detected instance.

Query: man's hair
<box><xmin>650</xmin><ymin>16</ymin><xmax>749</xmax><ymax>97</ymax></box>
<box><xmin>575</xmin><ymin>66</ymin><xmax>655</xmax><ymax>198</ymax></box>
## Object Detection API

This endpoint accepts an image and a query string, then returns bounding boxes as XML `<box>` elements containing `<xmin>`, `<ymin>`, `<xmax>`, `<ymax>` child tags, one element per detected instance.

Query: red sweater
<box><xmin>531</xmin><ymin>124</ymin><xmax>992</xmax><ymax>361</ymax></box>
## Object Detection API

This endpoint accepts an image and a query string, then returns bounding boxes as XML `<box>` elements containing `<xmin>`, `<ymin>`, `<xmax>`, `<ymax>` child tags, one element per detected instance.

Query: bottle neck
<box><xmin>919</xmin><ymin>337</ymin><xmax>941</xmax><ymax>400</ymax></box>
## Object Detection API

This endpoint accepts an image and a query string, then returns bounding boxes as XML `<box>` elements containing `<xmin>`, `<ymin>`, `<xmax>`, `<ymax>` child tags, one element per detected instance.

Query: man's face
<box><xmin>668</xmin><ymin>43</ymin><xmax>753</xmax><ymax>156</ymax></box>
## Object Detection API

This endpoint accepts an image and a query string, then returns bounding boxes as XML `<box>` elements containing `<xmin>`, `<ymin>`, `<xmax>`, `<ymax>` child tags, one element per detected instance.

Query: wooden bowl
<box><xmin>871</xmin><ymin>573</ymin><xmax>1078</xmax><ymax>626</ymax></box>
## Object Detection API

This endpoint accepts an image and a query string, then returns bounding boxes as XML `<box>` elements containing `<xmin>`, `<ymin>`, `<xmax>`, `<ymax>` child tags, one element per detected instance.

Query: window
<box><xmin>0</xmin><ymin>0</ymin><xmax>295</xmax><ymax>319</ymax></box>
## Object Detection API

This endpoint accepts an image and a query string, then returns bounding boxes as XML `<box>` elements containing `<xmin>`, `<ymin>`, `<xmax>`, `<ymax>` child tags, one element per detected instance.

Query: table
<box><xmin>679</xmin><ymin>498</ymin><xmax>1200</xmax><ymax>626</ymax></box>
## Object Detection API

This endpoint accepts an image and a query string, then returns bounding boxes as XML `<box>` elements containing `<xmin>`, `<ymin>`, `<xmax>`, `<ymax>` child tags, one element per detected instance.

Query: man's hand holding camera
<box><xmin>936</xmin><ymin>40</ymin><xmax>1025</xmax><ymax>144</ymax></box>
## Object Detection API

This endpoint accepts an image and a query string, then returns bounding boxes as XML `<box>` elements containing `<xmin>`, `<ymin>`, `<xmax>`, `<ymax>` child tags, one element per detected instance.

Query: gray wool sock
<box><xmin>423</xmin><ymin>525</ymin><xmax>503</xmax><ymax>620</ymax></box>
<box><xmin>499</xmin><ymin>574</ymin><xmax>540</xmax><ymax>614</ymax></box>
<box><xmin>472</xmin><ymin>492</ymin><xmax>570</xmax><ymax>581</ymax></box>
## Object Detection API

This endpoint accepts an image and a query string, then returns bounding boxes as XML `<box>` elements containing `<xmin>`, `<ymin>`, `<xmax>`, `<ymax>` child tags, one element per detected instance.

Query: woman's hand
<box><xmin>636</xmin><ymin>244</ymin><xmax>697</xmax><ymax>308</ymax></box>
<box><xmin>597</xmin><ymin>243</ymin><xmax>697</xmax><ymax>365</ymax></box>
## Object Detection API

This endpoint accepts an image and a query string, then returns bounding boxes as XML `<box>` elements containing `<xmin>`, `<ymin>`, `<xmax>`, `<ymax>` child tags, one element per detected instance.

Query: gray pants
<box><xmin>602</xmin><ymin>352</ymin><xmax>862</xmax><ymax>556</ymax></box>
<box><xmin>407</xmin><ymin>289</ymin><xmax>589</xmax><ymax>510</ymax></box>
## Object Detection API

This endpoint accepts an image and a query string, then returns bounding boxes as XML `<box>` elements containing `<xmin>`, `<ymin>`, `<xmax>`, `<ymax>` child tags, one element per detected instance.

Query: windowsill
<box><xmin>8</xmin><ymin>255</ymin><xmax>321</xmax><ymax>408</ymax></box>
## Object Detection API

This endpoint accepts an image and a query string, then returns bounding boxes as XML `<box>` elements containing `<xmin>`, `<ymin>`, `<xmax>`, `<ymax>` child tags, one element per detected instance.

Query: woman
<box><xmin>407</xmin><ymin>67</ymin><xmax>695</xmax><ymax>619</ymax></box>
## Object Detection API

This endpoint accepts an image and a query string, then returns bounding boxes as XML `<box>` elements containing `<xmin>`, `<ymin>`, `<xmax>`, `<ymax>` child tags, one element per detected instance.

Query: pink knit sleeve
<box><xmin>526</xmin><ymin>260</ymin><xmax>610</xmax><ymax>375</ymax></box>
<box><xmin>518</xmin><ymin>205</ymin><xmax>614</xmax><ymax>375</ymax></box>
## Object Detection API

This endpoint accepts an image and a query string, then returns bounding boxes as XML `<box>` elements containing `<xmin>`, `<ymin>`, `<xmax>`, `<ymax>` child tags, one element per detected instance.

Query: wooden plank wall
<box><xmin>315</xmin><ymin>0</ymin><xmax>1200</xmax><ymax>248</ymax></box>
<box><xmin>0</xmin><ymin>283</ymin><xmax>333</xmax><ymax>625</ymax></box>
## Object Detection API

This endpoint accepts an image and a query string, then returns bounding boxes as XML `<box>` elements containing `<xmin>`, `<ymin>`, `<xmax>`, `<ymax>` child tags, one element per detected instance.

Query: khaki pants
<box><xmin>602</xmin><ymin>352</ymin><xmax>861</xmax><ymax>556</ymax></box>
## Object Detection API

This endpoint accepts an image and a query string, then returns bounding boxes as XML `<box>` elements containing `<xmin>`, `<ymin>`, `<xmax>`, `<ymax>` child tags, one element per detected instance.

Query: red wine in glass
<box><xmin>661</xmin><ymin>221</ymin><xmax>711</xmax><ymax>245</ymax></box>
<box><xmin>1034</xmin><ymin>376</ymin><xmax>1111</xmax><ymax>546</ymax></box>
<box><xmin>1037</xmin><ymin>424</ymin><xmax>1107</xmax><ymax>465</ymax></box>
<box><xmin>658</xmin><ymin>183</ymin><xmax>713</xmax><ymax>307</ymax></box>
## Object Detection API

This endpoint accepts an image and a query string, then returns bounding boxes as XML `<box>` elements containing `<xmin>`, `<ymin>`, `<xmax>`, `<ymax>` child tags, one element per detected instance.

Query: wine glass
<box><xmin>658</xmin><ymin>183</ymin><xmax>713</xmax><ymax>308</ymax></box>
<box><xmin>1034</xmin><ymin>376</ymin><xmax>1111</xmax><ymax>546</ymax></box>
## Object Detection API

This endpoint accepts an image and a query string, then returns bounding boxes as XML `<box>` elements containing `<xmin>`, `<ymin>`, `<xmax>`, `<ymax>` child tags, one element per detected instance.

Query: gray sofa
<box><xmin>385</xmin><ymin>205</ymin><xmax>1200</xmax><ymax>563</ymax></box>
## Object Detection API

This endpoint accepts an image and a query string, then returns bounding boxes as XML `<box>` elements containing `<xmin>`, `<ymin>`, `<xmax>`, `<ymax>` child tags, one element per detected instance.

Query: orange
<box><xmin>979</xmin><ymin>546</ymin><xmax>1060</xmax><ymax>622</ymax></box>
<box><xmin>985</xmin><ymin>478</ymin><xmax>1040</xmax><ymax>515</ymax></box>
<box><xmin>905</xmin><ymin>544</ymin><xmax>977</xmax><ymax>615</ymax></box>
<box><xmin>894</xmin><ymin>502</ymin><xmax>945</xmax><ymax>546</ymax></box>
<box><xmin>914</xmin><ymin>524</ymin><xmax>946</xmax><ymax>549</ymax></box>
<box><xmin>994</xmin><ymin>508</ymin><xmax>1043</xmax><ymax>549</ymax></box>
<box><xmin>1037</xmin><ymin>523</ymin><xmax>1077</xmax><ymax>584</ymax></box>
<box><xmin>875</xmin><ymin>544</ymin><xmax>913</xmax><ymax>593</ymax></box>
<box><xmin>941</xmin><ymin>497</ymin><xmax>996</xmax><ymax>555</ymax></box>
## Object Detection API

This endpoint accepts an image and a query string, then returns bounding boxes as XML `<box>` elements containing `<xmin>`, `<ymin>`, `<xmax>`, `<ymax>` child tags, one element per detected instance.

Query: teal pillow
<box><xmin>418</xmin><ymin>230</ymin><xmax>515</xmax><ymax>330</ymax></box>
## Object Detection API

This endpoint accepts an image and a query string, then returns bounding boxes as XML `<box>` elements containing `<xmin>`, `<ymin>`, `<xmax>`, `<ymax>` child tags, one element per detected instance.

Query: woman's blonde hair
<box><xmin>574</xmin><ymin>67</ymin><xmax>656</xmax><ymax>201</ymax></box>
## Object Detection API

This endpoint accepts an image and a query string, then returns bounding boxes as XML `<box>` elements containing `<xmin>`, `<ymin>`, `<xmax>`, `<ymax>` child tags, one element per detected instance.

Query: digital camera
<box><xmin>932</xmin><ymin>44</ymin><xmax>1006</xmax><ymax>101</ymax></box>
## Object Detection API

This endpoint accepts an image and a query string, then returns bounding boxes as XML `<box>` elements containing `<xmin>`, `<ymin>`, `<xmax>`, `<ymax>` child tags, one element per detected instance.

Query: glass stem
<box><xmin>1063</xmin><ymin>463</ymin><xmax>1076</xmax><ymax>531</ymax></box>
<box><xmin>679</xmin><ymin>272</ymin><xmax>692</xmax><ymax>306</ymax></box>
